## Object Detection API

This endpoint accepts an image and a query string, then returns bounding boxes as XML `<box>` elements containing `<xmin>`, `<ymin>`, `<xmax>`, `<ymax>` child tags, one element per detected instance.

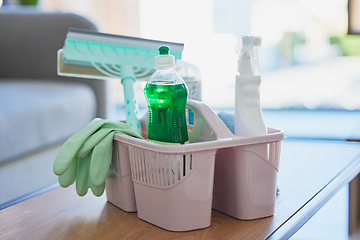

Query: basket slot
<box><xmin>145</xmin><ymin>150</ymin><xmax>151</xmax><ymax>184</ymax></box>
<box><xmin>130</xmin><ymin>147</ymin><xmax>139</xmax><ymax>182</ymax></box>
<box><xmin>111</xmin><ymin>142</ymin><xmax>119</xmax><ymax>174</ymax></box>
<box><xmin>176</xmin><ymin>155</ymin><xmax>181</xmax><ymax>181</ymax></box>
<box><xmin>150</xmin><ymin>151</ymin><xmax>156</xmax><ymax>185</ymax></box>
<box><xmin>137</xmin><ymin>148</ymin><xmax>143</xmax><ymax>183</ymax></box>
<box><xmin>186</xmin><ymin>153</ymin><xmax>193</xmax><ymax>174</ymax></box>
<box><xmin>183</xmin><ymin>155</ymin><xmax>186</xmax><ymax>177</ymax></box>
<box><xmin>130</xmin><ymin>147</ymin><xmax>137</xmax><ymax>181</ymax></box>
<box><xmin>269</xmin><ymin>143</ymin><xmax>275</xmax><ymax>166</ymax></box>
<box><xmin>128</xmin><ymin>146</ymin><xmax>196</xmax><ymax>188</ymax></box>
<box><xmin>171</xmin><ymin>155</ymin><xmax>175</xmax><ymax>184</ymax></box>
<box><xmin>265</xmin><ymin>142</ymin><xmax>280</xmax><ymax>171</ymax></box>
<box><xmin>274</xmin><ymin>142</ymin><xmax>280</xmax><ymax>169</ymax></box>
<box><xmin>138</xmin><ymin>148</ymin><xmax>145</xmax><ymax>183</ymax></box>
<box><xmin>160</xmin><ymin>153</ymin><xmax>166</xmax><ymax>186</ymax></box>
<box><xmin>144</xmin><ymin>150</ymin><xmax>151</xmax><ymax>184</ymax></box>
<box><xmin>148</xmin><ymin>151</ymin><xmax>154</xmax><ymax>185</ymax></box>
<box><xmin>155</xmin><ymin>152</ymin><xmax>160</xmax><ymax>185</ymax></box>
<box><xmin>164</xmin><ymin>155</ymin><xmax>169</xmax><ymax>186</ymax></box>
<box><xmin>155</xmin><ymin>152</ymin><xmax>162</xmax><ymax>186</ymax></box>
<box><xmin>178</xmin><ymin>154</ymin><xmax>184</xmax><ymax>180</ymax></box>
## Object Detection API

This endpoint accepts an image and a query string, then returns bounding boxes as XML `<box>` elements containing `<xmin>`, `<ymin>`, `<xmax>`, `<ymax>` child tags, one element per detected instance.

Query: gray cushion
<box><xmin>0</xmin><ymin>11</ymin><xmax>108</xmax><ymax>119</ymax></box>
<box><xmin>0</xmin><ymin>11</ymin><xmax>97</xmax><ymax>80</ymax></box>
<box><xmin>0</xmin><ymin>80</ymin><xmax>96</xmax><ymax>163</ymax></box>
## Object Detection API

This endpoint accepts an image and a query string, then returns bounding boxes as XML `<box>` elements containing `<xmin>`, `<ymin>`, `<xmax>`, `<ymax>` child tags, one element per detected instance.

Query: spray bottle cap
<box><xmin>155</xmin><ymin>46</ymin><xmax>175</xmax><ymax>68</ymax></box>
<box><xmin>235</xmin><ymin>35</ymin><xmax>262</xmax><ymax>76</ymax></box>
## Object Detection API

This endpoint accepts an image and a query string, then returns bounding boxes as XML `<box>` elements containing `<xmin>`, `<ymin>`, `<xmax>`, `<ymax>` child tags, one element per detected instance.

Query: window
<box><xmin>25</xmin><ymin>0</ymin><xmax>360</xmax><ymax>112</ymax></box>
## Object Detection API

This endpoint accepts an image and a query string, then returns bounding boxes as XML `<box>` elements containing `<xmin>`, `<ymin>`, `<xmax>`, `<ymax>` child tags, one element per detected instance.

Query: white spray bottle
<box><xmin>234</xmin><ymin>35</ymin><xmax>267</xmax><ymax>137</ymax></box>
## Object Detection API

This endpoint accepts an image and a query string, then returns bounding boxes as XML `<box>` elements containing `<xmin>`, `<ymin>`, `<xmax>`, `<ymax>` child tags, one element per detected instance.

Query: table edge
<box><xmin>268</xmin><ymin>153</ymin><xmax>360</xmax><ymax>239</ymax></box>
<box><xmin>0</xmin><ymin>183</ymin><xmax>59</xmax><ymax>210</ymax></box>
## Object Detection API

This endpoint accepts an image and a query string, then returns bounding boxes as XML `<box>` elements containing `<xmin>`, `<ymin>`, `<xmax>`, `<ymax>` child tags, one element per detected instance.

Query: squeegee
<box><xmin>57</xmin><ymin>28</ymin><xmax>184</xmax><ymax>134</ymax></box>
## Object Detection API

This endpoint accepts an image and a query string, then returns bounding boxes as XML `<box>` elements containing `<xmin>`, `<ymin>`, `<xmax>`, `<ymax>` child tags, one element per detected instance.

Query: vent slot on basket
<box><xmin>111</xmin><ymin>141</ymin><xmax>120</xmax><ymax>174</ymax></box>
<box><xmin>266</xmin><ymin>142</ymin><xmax>280</xmax><ymax>170</ymax></box>
<box><xmin>129</xmin><ymin>146</ymin><xmax>193</xmax><ymax>188</ymax></box>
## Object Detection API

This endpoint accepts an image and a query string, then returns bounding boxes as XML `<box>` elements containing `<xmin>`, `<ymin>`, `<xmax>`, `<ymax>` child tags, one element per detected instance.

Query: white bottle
<box><xmin>234</xmin><ymin>35</ymin><xmax>267</xmax><ymax>137</ymax></box>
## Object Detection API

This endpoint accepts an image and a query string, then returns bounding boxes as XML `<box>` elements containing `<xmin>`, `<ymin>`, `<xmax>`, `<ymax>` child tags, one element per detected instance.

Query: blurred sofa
<box><xmin>0</xmin><ymin>9</ymin><xmax>109</xmax><ymax>205</ymax></box>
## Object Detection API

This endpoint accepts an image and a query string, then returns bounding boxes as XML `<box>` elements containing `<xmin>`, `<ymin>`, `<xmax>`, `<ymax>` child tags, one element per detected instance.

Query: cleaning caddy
<box><xmin>107</xmin><ymin>99</ymin><xmax>284</xmax><ymax>231</ymax></box>
<box><xmin>54</xmin><ymin>31</ymin><xmax>285</xmax><ymax>232</ymax></box>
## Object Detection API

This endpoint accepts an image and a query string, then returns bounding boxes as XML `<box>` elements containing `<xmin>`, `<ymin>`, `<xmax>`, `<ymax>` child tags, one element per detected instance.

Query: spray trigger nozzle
<box><xmin>235</xmin><ymin>35</ymin><xmax>262</xmax><ymax>56</ymax></box>
<box><xmin>236</xmin><ymin>35</ymin><xmax>262</xmax><ymax>76</ymax></box>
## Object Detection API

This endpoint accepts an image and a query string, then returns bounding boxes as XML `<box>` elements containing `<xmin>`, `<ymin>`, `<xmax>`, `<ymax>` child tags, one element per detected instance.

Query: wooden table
<box><xmin>1</xmin><ymin>139</ymin><xmax>360</xmax><ymax>240</ymax></box>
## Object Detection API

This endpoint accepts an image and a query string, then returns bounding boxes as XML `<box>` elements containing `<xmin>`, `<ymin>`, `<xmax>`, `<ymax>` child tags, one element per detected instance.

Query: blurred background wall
<box><xmin>2</xmin><ymin>0</ymin><xmax>359</xmax><ymax>112</ymax></box>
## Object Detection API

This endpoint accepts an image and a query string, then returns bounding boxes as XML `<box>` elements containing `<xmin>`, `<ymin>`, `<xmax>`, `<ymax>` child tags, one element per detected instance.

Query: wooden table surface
<box><xmin>1</xmin><ymin>140</ymin><xmax>360</xmax><ymax>240</ymax></box>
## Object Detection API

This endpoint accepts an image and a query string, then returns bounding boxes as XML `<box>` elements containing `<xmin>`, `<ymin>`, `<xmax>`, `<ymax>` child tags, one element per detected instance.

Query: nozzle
<box><xmin>242</xmin><ymin>35</ymin><xmax>253</xmax><ymax>47</ymax></box>
<box><xmin>242</xmin><ymin>35</ymin><xmax>262</xmax><ymax>47</ymax></box>
<box><xmin>252</xmin><ymin>36</ymin><xmax>262</xmax><ymax>47</ymax></box>
<box><xmin>235</xmin><ymin>35</ymin><xmax>262</xmax><ymax>56</ymax></box>
<box><xmin>236</xmin><ymin>35</ymin><xmax>262</xmax><ymax>76</ymax></box>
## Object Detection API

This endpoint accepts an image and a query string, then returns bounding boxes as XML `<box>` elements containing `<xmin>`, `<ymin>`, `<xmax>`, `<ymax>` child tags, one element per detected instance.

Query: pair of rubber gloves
<box><xmin>53</xmin><ymin>118</ymin><xmax>143</xmax><ymax>197</ymax></box>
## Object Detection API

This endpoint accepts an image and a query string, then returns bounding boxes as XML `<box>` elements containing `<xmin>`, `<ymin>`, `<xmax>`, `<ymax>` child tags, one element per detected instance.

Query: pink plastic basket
<box><xmin>106</xmin><ymin>100</ymin><xmax>285</xmax><ymax>231</ymax></box>
<box><xmin>212</xmin><ymin>127</ymin><xmax>283</xmax><ymax>220</ymax></box>
<box><xmin>106</xmin><ymin>140</ymin><xmax>137</xmax><ymax>212</ymax></box>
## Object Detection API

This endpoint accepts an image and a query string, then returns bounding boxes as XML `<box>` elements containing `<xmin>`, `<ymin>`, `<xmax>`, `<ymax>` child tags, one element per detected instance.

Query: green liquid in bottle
<box><xmin>144</xmin><ymin>82</ymin><xmax>188</xmax><ymax>144</ymax></box>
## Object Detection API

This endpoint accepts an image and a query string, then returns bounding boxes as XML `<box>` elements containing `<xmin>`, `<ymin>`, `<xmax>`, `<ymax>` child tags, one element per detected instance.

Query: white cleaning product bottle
<box><xmin>234</xmin><ymin>35</ymin><xmax>267</xmax><ymax>137</ymax></box>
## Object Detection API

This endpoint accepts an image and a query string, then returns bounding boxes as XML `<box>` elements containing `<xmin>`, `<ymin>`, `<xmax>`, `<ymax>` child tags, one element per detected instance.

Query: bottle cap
<box><xmin>155</xmin><ymin>46</ymin><xmax>175</xmax><ymax>68</ymax></box>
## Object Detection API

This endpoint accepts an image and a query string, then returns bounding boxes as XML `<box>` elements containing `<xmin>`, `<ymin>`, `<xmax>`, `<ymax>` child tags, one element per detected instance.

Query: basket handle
<box><xmin>139</xmin><ymin>99</ymin><xmax>233</xmax><ymax>141</ymax></box>
<box><xmin>186</xmin><ymin>99</ymin><xmax>233</xmax><ymax>142</ymax></box>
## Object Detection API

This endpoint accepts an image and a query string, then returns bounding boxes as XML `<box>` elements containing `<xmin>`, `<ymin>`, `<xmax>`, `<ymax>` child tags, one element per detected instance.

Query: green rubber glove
<box><xmin>53</xmin><ymin>118</ymin><xmax>143</xmax><ymax>197</ymax></box>
<box><xmin>54</xmin><ymin>118</ymin><xmax>108</xmax><ymax>176</ymax></box>
<box><xmin>75</xmin><ymin>152</ymin><xmax>91</xmax><ymax>196</ymax></box>
<box><xmin>55</xmin><ymin>119</ymin><xmax>110</xmax><ymax>192</ymax></box>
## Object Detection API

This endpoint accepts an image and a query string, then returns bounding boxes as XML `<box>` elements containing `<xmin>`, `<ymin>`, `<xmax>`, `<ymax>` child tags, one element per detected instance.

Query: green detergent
<box><xmin>144</xmin><ymin>46</ymin><xmax>189</xmax><ymax>144</ymax></box>
<box><xmin>144</xmin><ymin>82</ymin><xmax>188</xmax><ymax>144</ymax></box>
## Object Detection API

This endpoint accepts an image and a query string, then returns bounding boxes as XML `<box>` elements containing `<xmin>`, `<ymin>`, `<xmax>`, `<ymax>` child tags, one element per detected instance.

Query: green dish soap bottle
<box><xmin>144</xmin><ymin>46</ymin><xmax>189</xmax><ymax>144</ymax></box>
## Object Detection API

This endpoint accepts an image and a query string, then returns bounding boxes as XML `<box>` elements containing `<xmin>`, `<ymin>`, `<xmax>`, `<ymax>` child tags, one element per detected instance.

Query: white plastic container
<box><xmin>235</xmin><ymin>35</ymin><xmax>267</xmax><ymax>137</ymax></box>
<box><xmin>176</xmin><ymin>60</ymin><xmax>202</xmax><ymax>125</ymax></box>
<box><xmin>107</xmin><ymin>99</ymin><xmax>285</xmax><ymax>230</ymax></box>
